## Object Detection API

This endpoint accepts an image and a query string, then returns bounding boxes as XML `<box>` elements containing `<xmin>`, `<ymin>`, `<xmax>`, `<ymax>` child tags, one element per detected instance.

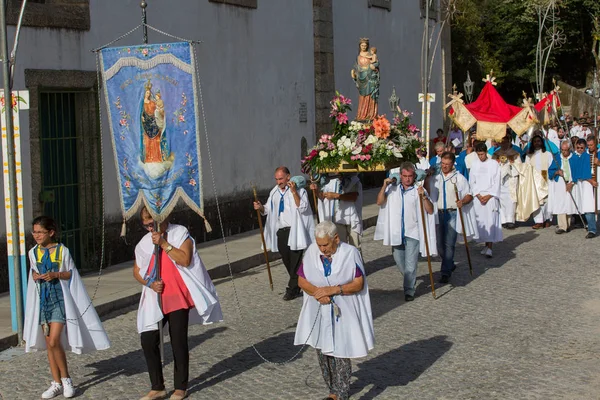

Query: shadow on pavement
<box><xmin>413</xmin><ymin>230</ymin><xmax>539</xmax><ymax>295</ymax></box>
<box><xmin>186</xmin><ymin>331</ymin><xmax>306</xmax><ymax>396</ymax></box>
<box><xmin>351</xmin><ymin>335</ymin><xmax>453</xmax><ymax>399</ymax></box>
<box><xmin>77</xmin><ymin>326</ymin><xmax>228</xmax><ymax>395</ymax></box>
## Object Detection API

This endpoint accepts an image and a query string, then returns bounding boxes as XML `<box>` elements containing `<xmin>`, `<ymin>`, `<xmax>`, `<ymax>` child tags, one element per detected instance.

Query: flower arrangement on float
<box><xmin>301</xmin><ymin>92</ymin><xmax>424</xmax><ymax>174</ymax></box>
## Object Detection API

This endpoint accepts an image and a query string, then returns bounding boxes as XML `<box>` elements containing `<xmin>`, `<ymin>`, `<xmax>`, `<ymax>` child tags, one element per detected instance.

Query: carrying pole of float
<box><xmin>1</xmin><ymin>0</ymin><xmax>25</xmax><ymax>342</ymax></box>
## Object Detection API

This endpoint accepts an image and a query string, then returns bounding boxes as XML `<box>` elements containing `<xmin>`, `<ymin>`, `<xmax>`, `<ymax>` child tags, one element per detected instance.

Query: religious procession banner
<box><xmin>99</xmin><ymin>42</ymin><xmax>205</xmax><ymax>222</ymax></box>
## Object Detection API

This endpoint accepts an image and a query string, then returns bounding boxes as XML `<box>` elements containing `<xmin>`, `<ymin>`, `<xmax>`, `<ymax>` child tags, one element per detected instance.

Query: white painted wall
<box><xmin>332</xmin><ymin>0</ymin><xmax>444</xmax><ymax>140</ymax></box>
<box><xmin>1</xmin><ymin>0</ymin><xmax>316</xmax><ymax>231</ymax></box>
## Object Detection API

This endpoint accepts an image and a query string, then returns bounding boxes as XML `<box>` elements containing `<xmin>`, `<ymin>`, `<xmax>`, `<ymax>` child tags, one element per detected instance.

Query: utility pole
<box><xmin>1</xmin><ymin>0</ymin><xmax>25</xmax><ymax>342</ymax></box>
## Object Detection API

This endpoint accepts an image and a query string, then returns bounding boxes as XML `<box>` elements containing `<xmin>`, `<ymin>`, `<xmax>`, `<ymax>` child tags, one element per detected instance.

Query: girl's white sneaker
<box><xmin>61</xmin><ymin>377</ymin><xmax>75</xmax><ymax>398</ymax></box>
<box><xmin>41</xmin><ymin>381</ymin><xmax>63</xmax><ymax>399</ymax></box>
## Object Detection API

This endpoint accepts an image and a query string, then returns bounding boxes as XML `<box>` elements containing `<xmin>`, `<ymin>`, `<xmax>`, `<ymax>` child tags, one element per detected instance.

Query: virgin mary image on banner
<box><xmin>100</xmin><ymin>42</ymin><xmax>205</xmax><ymax>220</ymax></box>
<box><xmin>141</xmin><ymin>79</ymin><xmax>172</xmax><ymax>178</ymax></box>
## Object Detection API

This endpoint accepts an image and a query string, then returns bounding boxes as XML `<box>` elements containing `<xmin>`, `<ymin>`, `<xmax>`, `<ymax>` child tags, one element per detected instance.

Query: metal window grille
<box><xmin>38</xmin><ymin>90</ymin><xmax>102</xmax><ymax>270</ymax></box>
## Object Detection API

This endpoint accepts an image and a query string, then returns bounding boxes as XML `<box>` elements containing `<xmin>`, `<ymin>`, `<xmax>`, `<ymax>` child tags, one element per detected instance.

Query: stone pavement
<box><xmin>2</xmin><ymin>220</ymin><xmax>600</xmax><ymax>399</ymax></box>
<box><xmin>0</xmin><ymin>189</ymin><xmax>381</xmax><ymax>351</ymax></box>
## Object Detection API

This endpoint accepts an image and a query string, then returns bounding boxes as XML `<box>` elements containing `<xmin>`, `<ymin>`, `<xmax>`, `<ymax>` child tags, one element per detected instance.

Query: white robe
<box><xmin>294</xmin><ymin>242</ymin><xmax>374</xmax><ymax>359</ymax></box>
<box><xmin>262</xmin><ymin>186</ymin><xmax>315</xmax><ymax>252</ymax></box>
<box><xmin>498</xmin><ymin>159</ymin><xmax>521</xmax><ymax>224</ymax></box>
<box><xmin>24</xmin><ymin>245</ymin><xmax>110</xmax><ymax>354</ymax></box>
<box><xmin>548</xmin><ymin>155</ymin><xmax>577</xmax><ymax>215</ymax></box>
<box><xmin>374</xmin><ymin>184</ymin><xmax>437</xmax><ymax>257</ymax></box>
<box><xmin>469</xmin><ymin>158</ymin><xmax>503</xmax><ymax>243</ymax></box>
<box><xmin>526</xmin><ymin>150</ymin><xmax>554</xmax><ymax>222</ymax></box>
<box><xmin>427</xmin><ymin>170</ymin><xmax>479</xmax><ymax>242</ymax></box>
<box><xmin>317</xmin><ymin>176</ymin><xmax>363</xmax><ymax>235</ymax></box>
<box><xmin>135</xmin><ymin>224</ymin><xmax>223</xmax><ymax>333</ymax></box>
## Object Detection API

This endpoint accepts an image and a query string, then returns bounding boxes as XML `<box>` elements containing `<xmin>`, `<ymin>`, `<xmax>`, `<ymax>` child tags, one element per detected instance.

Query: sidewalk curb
<box><xmin>0</xmin><ymin>214</ymin><xmax>379</xmax><ymax>352</ymax></box>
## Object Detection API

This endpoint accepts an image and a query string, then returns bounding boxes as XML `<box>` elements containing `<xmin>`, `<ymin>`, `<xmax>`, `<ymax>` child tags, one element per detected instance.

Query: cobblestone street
<box><xmin>2</xmin><ymin>225</ymin><xmax>600</xmax><ymax>399</ymax></box>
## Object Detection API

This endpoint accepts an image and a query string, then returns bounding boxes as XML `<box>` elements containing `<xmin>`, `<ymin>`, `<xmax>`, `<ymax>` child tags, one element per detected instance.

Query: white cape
<box><xmin>263</xmin><ymin>186</ymin><xmax>315</xmax><ymax>252</ymax></box>
<box><xmin>428</xmin><ymin>171</ymin><xmax>479</xmax><ymax>242</ymax></box>
<box><xmin>317</xmin><ymin>176</ymin><xmax>363</xmax><ymax>235</ymax></box>
<box><xmin>374</xmin><ymin>184</ymin><xmax>437</xmax><ymax>256</ymax></box>
<box><xmin>23</xmin><ymin>245</ymin><xmax>110</xmax><ymax>354</ymax></box>
<box><xmin>135</xmin><ymin>224</ymin><xmax>223</xmax><ymax>333</ymax></box>
<box><xmin>294</xmin><ymin>242</ymin><xmax>374</xmax><ymax>358</ymax></box>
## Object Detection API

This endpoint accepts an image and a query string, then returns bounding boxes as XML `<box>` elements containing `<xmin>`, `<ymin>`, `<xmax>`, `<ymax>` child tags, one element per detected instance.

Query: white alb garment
<box><xmin>262</xmin><ymin>186</ymin><xmax>315</xmax><ymax>252</ymax></box>
<box><xmin>374</xmin><ymin>183</ymin><xmax>437</xmax><ymax>256</ymax></box>
<box><xmin>317</xmin><ymin>176</ymin><xmax>363</xmax><ymax>235</ymax></box>
<box><xmin>548</xmin><ymin>154</ymin><xmax>577</xmax><ymax>215</ymax></box>
<box><xmin>135</xmin><ymin>224</ymin><xmax>223</xmax><ymax>333</ymax></box>
<box><xmin>24</xmin><ymin>245</ymin><xmax>110</xmax><ymax>354</ymax></box>
<box><xmin>428</xmin><ymin>170</ymin><xmax>479</xmax><ymax>241</ymax></box>
<box><xmin>469</xmin><ymin>158</ymin><xmax>503</xmax><ymax>243</ymax></box>
<box><xmin>294</xmin><ymin>242</ymin><xmax>374</xmax><ymax>358</ymax></box>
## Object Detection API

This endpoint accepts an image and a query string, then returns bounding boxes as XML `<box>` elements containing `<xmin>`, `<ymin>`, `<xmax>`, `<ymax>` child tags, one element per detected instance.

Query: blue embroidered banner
<box><xmin>100</xmin><ymin>42</ymin><xmax>204</xmax><ymax>220</ymax></box>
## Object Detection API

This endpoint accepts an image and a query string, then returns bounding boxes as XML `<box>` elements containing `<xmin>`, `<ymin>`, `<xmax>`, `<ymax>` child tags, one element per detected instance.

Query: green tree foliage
<box><xmin>452</xmin><ymin>0</ymin><xmax>600</xmax><ymax>102</ymax></box>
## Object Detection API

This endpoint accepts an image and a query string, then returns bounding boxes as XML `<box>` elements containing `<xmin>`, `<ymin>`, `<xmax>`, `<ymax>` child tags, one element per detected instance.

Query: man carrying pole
<box><xmin>426</xmin><ymin>152</ymin><xmax>477</xmax><ymax>284</ymax></box>
<box><xmin>374</xmin><ymin>162</ymin><xmax>437</xmax><ymax>301</ymax></box>
<box><xmin>253</xmin><ymin>166</ymin><xmax>315</xmax><ymax>300</ymax></box>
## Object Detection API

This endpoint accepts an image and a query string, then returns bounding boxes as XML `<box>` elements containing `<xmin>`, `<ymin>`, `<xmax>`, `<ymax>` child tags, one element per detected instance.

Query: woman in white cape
<box><xmin>294</xmin><ymin>221</ymin><xmax>373</xmax><ymax>400</ymax></box>
<box><xmin>24</xmin><ymin>216</ymin><xmax>110</xmax><ymax>399</ymax></box>
<box><xmin>133</xmin><ymin>207</ymin><xmax>223</xmax><ymax>400</ymax></box>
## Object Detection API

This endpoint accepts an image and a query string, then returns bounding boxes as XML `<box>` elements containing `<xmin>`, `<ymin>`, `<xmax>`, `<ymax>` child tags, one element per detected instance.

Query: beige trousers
<box><xmin>335</xmin><ymin>223</ymin><xmax>361</xmax><ymax>249</ymax></box>
<box><xmin>557</xmin><ymin>214</ymin><xmax>570</xmax><ymax>231</ymax></box>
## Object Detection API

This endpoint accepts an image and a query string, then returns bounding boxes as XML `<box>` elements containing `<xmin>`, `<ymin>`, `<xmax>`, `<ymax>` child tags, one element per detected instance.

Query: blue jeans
<box><xmin>585</xmin><ymin>213</ymin><xmax>597</xmax><ymax>234</ymax></box>
<box><xmin>437</xmin><ymin>210</ymin><xmax>458</xmax><ymax>277</ymax></box>
<box><xmin>392</xmin><ymin>237</ymin><xmax>420</xmax><ymax>296</ymax></box>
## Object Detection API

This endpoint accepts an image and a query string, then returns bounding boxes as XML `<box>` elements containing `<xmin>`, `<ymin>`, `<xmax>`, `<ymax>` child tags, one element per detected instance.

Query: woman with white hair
<box><xmin>294</xmin><ymin>221</ymin><xmax>374</xmax><ymax>400</ymax></box>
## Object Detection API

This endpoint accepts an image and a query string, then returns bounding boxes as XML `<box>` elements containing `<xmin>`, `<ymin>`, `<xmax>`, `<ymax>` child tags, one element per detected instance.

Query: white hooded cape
<box><xmin>23</xmin><ymin>245</ymin><xmax>110</xmax><ymax>354</ymax></box>
<box><xmin>428</xmin><ymin>171</ymin><xmax>479</xmax><ymax>242</ymax></box>
<box><xmin>263</xmin><ymin>186</ymin><xmax>315</xmax><ymax>252</ymax></box>
<box><xmin>135</xmin><ymin>224</ymin><xmax>223</xmax><ymax>333</ymax></box>
<box><xmin>374</xmin><ymin>184</ymin><xmax>437</xmax><ymax>257</ymax></box>
<box><xmin>294</xmin><ymin>242</ymin><xmax>374</xmax><ymax>358</ymax></box>
<box><xmin>317</xmin><ymin>176</ymin><xmax>363</xmax><ymax>235</ymax></box>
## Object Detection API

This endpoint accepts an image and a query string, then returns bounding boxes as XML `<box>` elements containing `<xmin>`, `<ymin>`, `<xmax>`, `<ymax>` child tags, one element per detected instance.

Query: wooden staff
<box><xmin>252</xmin><ymin>185</ymin><xmax>274</xmax><ymax>291</ymax></box>
<box><xmin>310</xmin><ymin>174</ymin><xmax>321</xmax><ymax>224</ymax></box>
<box><xmin>417</xmin><ymin>188</ymin><xmax>436</xmax><ymax>299</ymax></box>
<box><xmin>590</xmin><ymin>130</ymin><xmax>598</xmax><ymax>215</ymax></box>
<box><xmin>153</xmin><ymin>220</ymin><xmax>165</xmax><ymax>365</ymax></box>
<box><xmin>452</xmin><ymin>180</ymin><xmax>473</xmax><ymax>277</ymax></box>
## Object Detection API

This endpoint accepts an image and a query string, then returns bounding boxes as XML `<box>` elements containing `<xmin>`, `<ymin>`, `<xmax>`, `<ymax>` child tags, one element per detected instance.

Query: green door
<box><xmin>39</xmin><ymin>90</ymin><xmax>102</xmax><ymax>271</ymax></box>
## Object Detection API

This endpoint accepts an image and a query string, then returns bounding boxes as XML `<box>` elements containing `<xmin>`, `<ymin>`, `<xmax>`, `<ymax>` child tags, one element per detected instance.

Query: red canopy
<box><xmin>466</xmin><ymin>82</ymin><xmax>523</xmax><ymax>123</ymax></box>
<box><xmin>447</xmin><ymin>81</ymin><xmax>535</xmax><ymax>140</ymax></box>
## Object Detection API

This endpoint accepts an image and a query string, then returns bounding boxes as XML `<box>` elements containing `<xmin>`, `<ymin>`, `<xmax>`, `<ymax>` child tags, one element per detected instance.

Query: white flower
<box><xmin>319</xmin><ymin>150</ymin><xmax>329</xmax><ymax>160</ymax></box>
<box><xmin>351</xmin><ymin>146</ymin><xmax>363</xmax><ymax>155</ymax></box>
<box><xmin>392</xmin><ymin>147</ymin><xmax>403</xmax><ymax>158</ymax></box>
<box><xmin>364</xmin><ymin>135</ymin><xmax>378</xmax><ymax>145</ymax></box>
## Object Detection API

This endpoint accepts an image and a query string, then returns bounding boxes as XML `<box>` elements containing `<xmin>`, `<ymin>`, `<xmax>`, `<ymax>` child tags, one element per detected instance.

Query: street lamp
<box><xmin>463</xmin><ymin>71</ymin><xmax>474</xmax><ymax>104</ymax></box>
<box><xmin>389</xmin><ymin>86</ymin><xmax>399</xmax><ymax>118</ymax></box>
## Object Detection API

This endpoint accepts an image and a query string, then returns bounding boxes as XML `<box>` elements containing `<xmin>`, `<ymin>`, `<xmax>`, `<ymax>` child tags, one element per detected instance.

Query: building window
<box><xmin>6</xmin><ymin>0</ymin><xmax>90</xmax><ymax>30</ymax></box>
<box><xmin>420</xmin><ymin>0</ymin><xmax>438</xmax><ymax>20</ymax></box>
<box><xmin>208</xmin><ymin>0</ymin><xmax>257</xmax><ymax>9</ymax></box>
<box><xmin>368</xmin><ymin>0</ymin><xmax>391</xmax><ymax>11</ymax></box>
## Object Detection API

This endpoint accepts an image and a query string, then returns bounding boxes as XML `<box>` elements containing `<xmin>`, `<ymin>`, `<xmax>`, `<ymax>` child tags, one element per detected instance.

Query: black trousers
<box><xmin>276</xmin><ymin>227</ymin><xmax>304</xmax><ymax>293</ymax></box>
<box><xmin>141</xmin><ymin>308</ymin><xmax>190</xmax><ymax>391</ymax></box>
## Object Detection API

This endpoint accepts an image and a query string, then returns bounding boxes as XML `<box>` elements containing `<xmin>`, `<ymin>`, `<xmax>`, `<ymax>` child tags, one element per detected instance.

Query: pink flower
<box><xmin>142</xmin><ymin>48</ymin><xmax>149</xmax><ymax>56</ymax></box>
<box><xmin>408</xmin><ymin>124</ymin><xmax>418</xmax><ymax>133</ymax></box>
<box><xmin>178</xmin><ymin>114</ymin><xmax>185</xmax><ymax>123</ymax></box>
<box><xmin>365</xmin><ymin>154</ymin><xmax>371</xmax><ymax>160</ymax></box>
<box><xmin>119</xmin><ymin>118</ymin><xmax>127</xmax><ymax>126</ymax></box>
<box><xmin>189</xmin><ymin>178</ymin><xmax>197</xmax><ymax>187</ymax></box>
<box><xmin>336</xmin><ymin>113</ymin><xmax>349</xmax><ymax>125</ymax></box>
<box><xmin>183</xmin><ymin>130</ymin><xmax>189</xmax><ymax>135</ymax></box>
<box><xmin>124</xmin><ymin>180</ymin><xmax>131</xmax><ymax>188</ymax></box>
